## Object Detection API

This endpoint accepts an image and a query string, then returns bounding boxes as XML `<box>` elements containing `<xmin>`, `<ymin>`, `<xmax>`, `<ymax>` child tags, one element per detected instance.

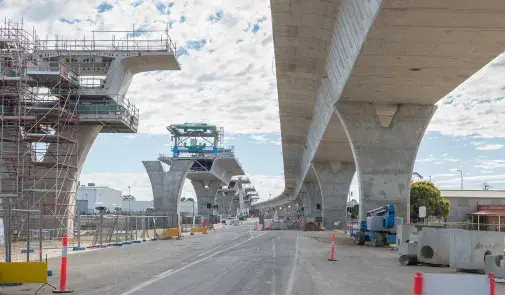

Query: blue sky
<box><xmin>3</xmin><ymin>0</ymin><xmax>505</xmax><ymax>202</ymax></box>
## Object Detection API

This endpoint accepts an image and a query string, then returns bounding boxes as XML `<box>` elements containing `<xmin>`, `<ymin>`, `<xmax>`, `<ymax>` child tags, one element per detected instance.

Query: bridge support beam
<box><xmin>143</xmin><ymin>159</ymin><xmax>193</xmax><ymax>226</ymax></box>
<box><xmin>191</xmin><ymin>180</ymin><xmax>221</xmax><ymax>218</ymax></box>
<box><xmin>303</xmin><ymin>181</ymin><xmax>322</xmax><ymax>219</ymax></box>
<box><xmin>336</xmin><ymin>102</ymin><xmax>436</xmax><ymax>222</ymax></box>
<box><xmin>312</xmin><ymin>161</ymin><xmax>355</xmax><ymax>229</ymax></box>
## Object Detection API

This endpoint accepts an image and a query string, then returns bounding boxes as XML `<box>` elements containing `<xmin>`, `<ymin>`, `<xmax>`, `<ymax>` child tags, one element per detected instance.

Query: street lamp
<box><xmin>456</xmin><ymin>169</ymin><xmax>463</xmax><ymax>190</ymax></box>
<box><xmin>128</xmin><ymin>186</ymin><xmax>132</xmax><ymax>213</ymax></box>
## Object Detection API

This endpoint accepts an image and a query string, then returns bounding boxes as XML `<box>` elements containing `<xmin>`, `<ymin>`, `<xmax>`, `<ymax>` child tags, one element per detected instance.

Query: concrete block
<box><xmin>449</xmin><ymin>230</ymin><xmax>505</xmax><ymax>271</ymax></box>
<box><xmin>485</xmin><ymin>255</ymin><xmax>505</xmax><ymax>279</ymax></box>
<box><xmin>396</xmin><ymin>224</ymin><xmax>418</xmax><ymax>255</ymax></box>
<box><xmin>416</xmin><ymin>227</ymin><xmax>451</xmax><ymax>265</ymax></box>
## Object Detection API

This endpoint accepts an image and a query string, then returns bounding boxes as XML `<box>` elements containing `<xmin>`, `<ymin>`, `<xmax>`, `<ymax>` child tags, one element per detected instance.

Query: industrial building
<box><xmin>76</xmin><ymin>183</ymin><xmax>122</xmax><ymax>214</ymax></box>
<box><xmin>441</xmin><ymin>190</ymin><xmax>505</xmax><ymax>227</ymax></box>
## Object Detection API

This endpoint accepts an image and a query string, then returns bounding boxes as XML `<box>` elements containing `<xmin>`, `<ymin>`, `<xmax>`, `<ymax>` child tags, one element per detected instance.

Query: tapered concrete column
<box><xmin>230</xmin><ymin>198</ymin><xmax>239</xmax><ymax>216</ymax></box>
<box><xmin>143</xmin><ymin>159</ymin><xmax>193</xmax><ymax>224</ymax></box>
<box><xmin>191</xmin><ymin>180</ymin><xmax>221</xmax><ymax>217</ymax></box>
<box><xmin>217</xmin><ymin>191</ymin><xmax>236</xmax><ymax>217</ymax></box>
<box><xmin>336</xmin><ymin>102</ymin><xmax>437</xmax><ymax>222</ymax></box>
<box><xmin>312</xmin><ymin>161</ymin><xmax>355</xmax><ymax>229</ymax></box>
<box><xmin>299</xmin><ymin>190</ymin><xmax>310</xmax><ymax>217</ymax></box>
<box><xmin>304</xmin><ymin>181</ymin><xmax>322</xmax><ymax>218</ymax></box>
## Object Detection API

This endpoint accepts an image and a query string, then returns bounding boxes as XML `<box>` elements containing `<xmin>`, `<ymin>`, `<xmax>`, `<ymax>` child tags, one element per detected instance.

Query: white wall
<box><xmin>122</xmin><ymin>200</ymin><xmax>153</xmax><ymax>213</ymax></box>
<box><xmin>76</xmin><ymin>186</ymin><xmax>122</xmax><ymax>213</ymax></box>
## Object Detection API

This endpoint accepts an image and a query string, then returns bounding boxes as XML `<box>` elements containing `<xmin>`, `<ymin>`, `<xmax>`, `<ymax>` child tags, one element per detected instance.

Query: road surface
<box><xmin>3</xmin><ymin>221</ymin><xmax>500</xmax><ymax>295</ymax></box>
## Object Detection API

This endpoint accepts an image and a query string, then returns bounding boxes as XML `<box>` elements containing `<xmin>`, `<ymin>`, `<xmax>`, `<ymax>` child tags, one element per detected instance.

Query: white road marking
<box><xmin>197</xmin><ymin>234</ymin><xmax>245</xmax><ymax>257</ymax></box>
<box><xmin>121</xmin><ymin>232</ymin><xmax>268</xmax><ymax>295</ymax></box>
<box><xmin>270</xmin><ymin>238</ymin><xmax>276</xmax><ymax>295</ymax></box>
<box><xmin>285</xmin><ymin>232</ymin><xmax>299</xmax><ymax>295</ymax></box>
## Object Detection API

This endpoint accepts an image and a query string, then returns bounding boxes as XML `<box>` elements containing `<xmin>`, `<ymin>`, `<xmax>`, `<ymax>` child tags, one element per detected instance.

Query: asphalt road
<box><xmin>3</xmin><ymin>222</ymin><xmax>318</xmax><ymax>295</ymax></box>
<box><xmin>4</xmin><ymin>222</ymin><xmax>501</xmax><ymax>295</ymax></box>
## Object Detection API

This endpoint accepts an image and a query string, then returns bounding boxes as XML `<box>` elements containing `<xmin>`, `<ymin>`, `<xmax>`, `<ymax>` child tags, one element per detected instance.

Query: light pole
<box><xmin>128</xmin><ymin>186</ymin><xmax>132</xmax><ymax>213</ymax></box>
<box><xmin>456</xmin><ymin>169</ymin><xmax>463</xmax><ymax>190</ymax></box>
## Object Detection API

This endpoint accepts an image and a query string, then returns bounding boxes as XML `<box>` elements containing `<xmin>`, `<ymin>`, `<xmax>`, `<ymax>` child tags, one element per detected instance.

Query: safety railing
<box><xmin>33</xmin><ymin>30</ymin><xmax>177</xmax><ymax>53</ymax></box>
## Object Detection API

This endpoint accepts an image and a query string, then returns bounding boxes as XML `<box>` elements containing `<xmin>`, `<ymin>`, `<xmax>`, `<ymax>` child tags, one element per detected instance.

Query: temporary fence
<box><xmin>180</xmin><ymin>216</ymin><xmax>202</xmax><ymax>232</ymax></box>
<box><xmin>413</xmin><ymin>221</ymin><xmax>504</xmax><ymax>232</ymax></box>
<box><xmin>75</xmin><ymin>214</ymin><xmax>179</xmax><ymax>248</ymax></box>
<box><xmin>1</xmin><ymin>207</ymin><xmax>44</xmax><ymax>263</ymax></box>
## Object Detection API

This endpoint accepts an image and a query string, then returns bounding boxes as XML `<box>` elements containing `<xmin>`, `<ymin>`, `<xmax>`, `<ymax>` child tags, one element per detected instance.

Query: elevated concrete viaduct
<box><xmin>144</xmin><ymin>155</ymin><xmax>245</xmax><ymax>222</ymax></box>
<box><xmin>253</xmin><ymin>0</ymin><xmax>505</xmax><ymax>223</ymax></box>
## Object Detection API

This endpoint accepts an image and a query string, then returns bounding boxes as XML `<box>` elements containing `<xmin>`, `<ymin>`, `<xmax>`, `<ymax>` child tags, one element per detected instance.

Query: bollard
<box><xmin>412</xmin><ymin>272</ymin><xmax>423</xmax><ymax>295</ymax></box>
<box><xmin>52</xmin><ymin>235</ymin><xmax>73</xmax><ymax>293</ymax></box>
<box><xmin>489</xmin><ymin>273</ymin><xmax>495</xmax><ymax>295</ymax></box>
<box><xmin>328</xmin><ymin>234</ymin><xmax>336</xmax><ymax>261</ymax></box>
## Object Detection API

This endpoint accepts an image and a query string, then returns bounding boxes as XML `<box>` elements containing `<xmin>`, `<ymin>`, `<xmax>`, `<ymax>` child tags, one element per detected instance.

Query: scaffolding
<box><xmin>0</xmin><ymin>19</ymin><xmax>81</xmax><ymax>249</ymax></box>
<box><xmin>0</xmin><ymin>18</ymin><xmax>179</xmax><ymax>262</ymax></box>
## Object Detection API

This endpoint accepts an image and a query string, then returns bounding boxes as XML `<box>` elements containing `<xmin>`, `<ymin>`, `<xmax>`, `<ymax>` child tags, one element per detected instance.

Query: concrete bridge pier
<box><xmin>191</xmin><ymin>180</ymin><xmax>221</xmax><ymax>218</ymax></box>
<box><xmin>143</xmin><ymin>159</ymin><xmax>193</xmax><ymax>227</ymax></box>
<box><xmin>336</xmin><ymin>102</ymin><xmax>437</xmax><ymax>222</ymax></box>
<box><xmin>303</xmin><ymin>181</ymin><xmax>322</xmax><ymax>219</ymax></box>
<box><xmin>218</xmin><ymin>191</ymin><xmax>236</xmax><ymax>217</ymax></box>
<box><xmin>312</xmin><ymin>161</ymin><xmax>355</xmax><ymax>229</ymax></box>
<box><xmin>299</xmin><ymin>190</ymin><xmax>310</xmax><ymax>218</ymax></box>
<box><xmin>230</xmin><ymin>198</ymin><xmax>239</xmax><ymax>217</ymax></box>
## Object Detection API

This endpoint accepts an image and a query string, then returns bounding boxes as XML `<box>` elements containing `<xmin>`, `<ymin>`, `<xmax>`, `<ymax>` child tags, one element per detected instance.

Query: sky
<box><xmin>3</xmin><ymin>0</ymin><xmax>505</xmax><ymax>203</ymax></box>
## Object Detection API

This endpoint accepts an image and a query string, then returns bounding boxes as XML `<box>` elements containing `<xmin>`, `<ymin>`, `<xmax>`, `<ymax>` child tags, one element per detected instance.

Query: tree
<box><xmin>180</xmin><ymin>197</ymin><xmax>186</xmax><ymax>202</ymax></box>
<box><xmin>122</xmin><ymin>194</ymin><xmax>135</xmax><ymax>201</ymax></box>
<box><xmin>410</xmin><ymin>181</ymin><xmax>450</xmax><ymax>221</ymax></box>
<box><xmin>482</xmin><ymin>182</ymin><xmax>492</xmax><ymax>190</ymax></box>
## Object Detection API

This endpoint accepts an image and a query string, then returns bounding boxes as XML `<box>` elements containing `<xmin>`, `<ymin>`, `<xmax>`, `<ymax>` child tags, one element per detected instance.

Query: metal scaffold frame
<box><xmin>0</xmin><ymin>19</ymin><xmax>81</xmax><ymax>261</ymax></box>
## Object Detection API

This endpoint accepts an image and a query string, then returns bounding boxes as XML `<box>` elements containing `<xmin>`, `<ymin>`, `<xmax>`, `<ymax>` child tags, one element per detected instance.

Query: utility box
<box><xmin>449</xmin><ymin>230</ymin><xmax>504</xmax><ymax>272</ymax></box>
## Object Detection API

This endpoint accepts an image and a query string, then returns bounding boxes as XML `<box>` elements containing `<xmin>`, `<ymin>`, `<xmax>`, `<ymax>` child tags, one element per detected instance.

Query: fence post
<box><xmin>39</xmin><ymin>204</ymin><xmax>43</xmax><ymax>261</ymax></box>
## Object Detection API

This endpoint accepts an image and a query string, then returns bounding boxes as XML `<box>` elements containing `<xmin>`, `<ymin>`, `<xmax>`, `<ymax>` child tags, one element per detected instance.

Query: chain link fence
<box><xmin>0</xmin><ymin>206</ymin><xmax>44</xmax><ymax>263</ymax></box>
<box><xmin>74</xmin><ymin>214</ymin><xmax>179</xmax><ymax>248</ymax></box>
<box><xmin>1</xmin><ymin>209</ymin><xmax>181</xmax><ymax>261</ymax></box>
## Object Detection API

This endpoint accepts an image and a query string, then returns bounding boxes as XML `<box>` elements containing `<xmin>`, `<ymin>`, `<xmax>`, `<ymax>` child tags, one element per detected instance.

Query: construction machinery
<box><xmin>351</xmin><ymin>204</ymin><xmax>402</xmax><ymax>247</ymax></box>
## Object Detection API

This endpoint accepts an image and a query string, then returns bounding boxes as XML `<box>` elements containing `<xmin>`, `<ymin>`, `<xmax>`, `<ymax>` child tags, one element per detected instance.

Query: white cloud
<box><xmin>481</xmin><ymin>170</ymin><xmax>494</xmax><ymax>174</ymax></box>
<box><xmin>476</xmin><ymin>144</ymin><xmax>504</xmax><ymax>150</ymax></box>
<box><xmin>429</xmin><ymin>52</ymin><xmax>505</xmax><ymax>139</ymax></box>
<box><xmin>431</xmin><ymin>173</ymin><xmax>455</xmax><ymax>178</ymax></box>
<box><xmin>471</xmin><ymin>141</ymin><xmax>485</xmax><ymax>146</ymax></box>
<box><xmin>416</xmin><ymin>155</ymin><xmax>459</xmax><ymax>164</ymax></box>
<box><xmin>435</xmin><ymin>174</ymin><xmax>505</xmax><ymax>185</ymax></box>
<box><xmin>474</xmin><ymin>159</ymin><xmax>505</xmax><ymax>169</ymax></box>
<box><xmin>1</xmin><ymin>0</ymin><xmax>279</xmax><ymax>135</ymax></box>
<box><xmin>249</xmin><ymin>134</ymin><xmax>281</xmax><ymax>145</ymax></box>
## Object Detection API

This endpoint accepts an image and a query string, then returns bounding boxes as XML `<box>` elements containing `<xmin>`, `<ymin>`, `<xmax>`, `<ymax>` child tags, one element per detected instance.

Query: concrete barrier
<box><xmin>416</xmin><ymin>227</ymin><xmax>451</xmax><ymax>266</ymax></box>
<box><xmin>485</xmin><ymin>255</ymin><xmax>505</xmax><ymax>280</ymax></box>
<box><xmin>191</xmin><ymin>227</ymin><xmax>208</xmax><ymax>234</ymax></box>
<box><xmin>449</xmin><ymin>230</ymin><xmax>505</xmax><ymax>272</ymax></box>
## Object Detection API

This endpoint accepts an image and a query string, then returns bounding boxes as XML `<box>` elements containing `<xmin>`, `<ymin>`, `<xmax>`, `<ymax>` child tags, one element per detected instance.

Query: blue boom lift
<box><xmin>351</xmin><ymin>204</ymin><xmax>401</xmax><ymax>247</ymax></box>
